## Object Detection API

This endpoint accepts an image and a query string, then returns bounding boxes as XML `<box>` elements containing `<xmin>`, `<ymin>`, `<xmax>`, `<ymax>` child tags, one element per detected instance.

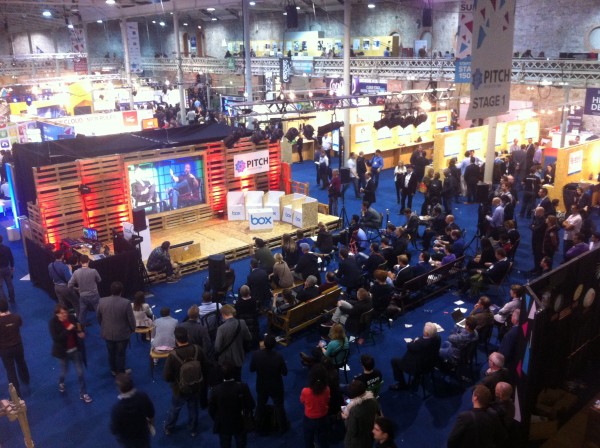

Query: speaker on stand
<box><xmin>132</xmin><ymin>207</ymin><xmax>147</xmax><ymax>232</ymax></box>
<box><xmin>208</xmin><ymin>254</ymin><xmax>226</xmax><ymax>297</ymax></box>
<box><xmin>476</xmin><ymin>182</ymin><xmax>492</xmax><ymax>204</ymax></box>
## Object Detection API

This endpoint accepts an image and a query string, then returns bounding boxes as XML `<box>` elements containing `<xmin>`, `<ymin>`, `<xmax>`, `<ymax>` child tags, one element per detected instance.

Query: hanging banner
<box><xmin>69</xmin><ymin>27</ymin><xmax>86</xmax><ymax>53</ymax></box>
<box><xmin>583</xmin><ymin>88</ymin><xmax>600</xmax><ymax>116</ymax></box>
<box><xmin>279</xmin><ymin>57</ymin><xmax>292</xmax><ymax>83</ymax></box>
<box><xmin>455</xmin><ymin>0</ymin><xmax>473</xmax><ymax>83</ymax></box>
<box><xmin>466</xmin><ymin>0</ymin><xmax>516</xmax><ymax>120</ymax></box>
<box><xmin>125</xmin><ymin>22</ymin><xmax>142</xmax><ymax>73</ymax></box>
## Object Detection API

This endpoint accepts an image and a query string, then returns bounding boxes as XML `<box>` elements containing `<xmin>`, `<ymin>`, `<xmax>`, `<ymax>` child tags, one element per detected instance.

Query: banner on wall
<box><xmin>125</xmin><ymin>22</ymin><xmax>142</xmax><ymax>73</ymax></box>
<box><xmin>466</xmin><ymin>0</ymin><xmax>516</xmax><ymax>120</ymax></box>
<box><xmin>568</xmin><ymin>150</ymin><xmax>583</xmax><ymax>175</ymax></box>
<box><xmin>234</xmin><ymin>150</ymin><xmax>270</xmax><ymax>178</ymax></box>
<box><xmin>354</xmin><ymin>124</ymin><xmax>371</xmax><ymax>144</ymax></box>
<box><xmin>567</xmin><ymin>107</ymin><xmax>584</xmax><ymax>132</ymax></box>
<box><xmin>455</xmin><ymin>0</ymin><xmax>473</xmax><ymax>83</ymax></box>
<box><xmin>583</xmin><ymin>88</ymin><xmax>600</xmax><ymax>116</ymax></box>
<box><xmin>279</xmin><ymin>57</ymin><xmax>292</xmax><ymax>83</ymax></box>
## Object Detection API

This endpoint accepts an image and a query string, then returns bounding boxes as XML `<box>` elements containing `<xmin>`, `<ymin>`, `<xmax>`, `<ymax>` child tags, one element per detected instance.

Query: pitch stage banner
<box><xmin>233</xmin><ymin>150</ymin><xmax>270</xmax><ymax>177</ymax></box>
<box><xmin>455</xmin><ymin>0</ymin><xmax>474</xmax><ymax>83</ymax></box>
<box><xmin>466</xmin><ymin>0</ymin><xmax>516</xmax><ymax>120</ymax></box>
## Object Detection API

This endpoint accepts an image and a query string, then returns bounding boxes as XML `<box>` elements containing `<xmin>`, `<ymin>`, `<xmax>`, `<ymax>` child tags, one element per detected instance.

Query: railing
<box><xmin>4</xmin><ymin>53</ymin><xmax>600</xmax><ymax>87</ymax></box>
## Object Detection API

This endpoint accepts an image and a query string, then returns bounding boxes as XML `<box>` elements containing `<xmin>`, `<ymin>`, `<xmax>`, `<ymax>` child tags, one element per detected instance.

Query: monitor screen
<box><xmin>83</xmin><ymin>227</ymin><xmax>98</xmax><ymax>241</ymax></box>
<box><xmin>126</xmin><ymin>155</ymin><xmax>206</xmax><ymax>215</ymax></box>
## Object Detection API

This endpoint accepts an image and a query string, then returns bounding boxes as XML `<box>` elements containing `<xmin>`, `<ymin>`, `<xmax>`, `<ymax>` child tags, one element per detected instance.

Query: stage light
<box><xmin>159</xmin><ymin>21</ymin><xmax>166</xmax><ymax>26</ymax></box>
<box><xmin>387</xmin><ymin>116</ymin><xmax>403</xmax><ymax>129</ymax></box>
<box><xmin>251</xmin><ymin>129</ymin><xmax>266</xmax><ymax>144</ymax></box>
<box><xmin>414</xmin><ymin>113</ymin><xmax>428</xmax><ymax>126</ymax></box>
<box><xmin>402</xmin><ymin>115</ymin><xmax>415</xmax><ymax>128</ymax></box>
<box><xmin>420</xmin><ymin>100</ymin><xmax>432</xmax><ymax>111</ymax></box>
<box><xmin>106</xmin><ymin>0</ymin><xmax>116</xmax><ymax>4</ymax></box>
<box><xmin>270</xmin><ymin>127</ymin><xmax>284</xmax><ymax>143</ymax></box>
<box><xmin>249</xmin><ymin>1</ymin><xmax>256</xmax><ymax>5</ymax></box>
<box><xmin>43</xmin><ymin>10</ymin><xmax>52</xmax><ymax>17</ymax></box>
<box><xmin>285</xmin><ymin>127</ymin><xmax>300</xmax><ymax>143</ymax></box>
<box><xmin>373</xmin><ymin>118</ymin><xmax>389</xmax><ymax>130</ymax></box>
<box><xmin>97</xmin><ymin>19</ymin><xmax>103</xmax><ymax>23</ymax></box>
<box><xmin>79</xmin><ymin>184</ymin><xmax>92</xmax><ymax>195</ymax></box>
<box><xmin>303</xmin><ymin>124</ymin><xmax>314</xmax><ymax>140</ymax></box>
<box><xmin>224</xmin><ymin>129</ymin><xmax>242</xmax><ymax>148</ymax></box>
<box><xmin>25</xmin><ymin>97</ymin><xmax>32</xmax><ymax>106</ymax></box>
<box><xmin>207</xmin><ymin>7</ymin><xmax>216</xmax><ymax>11</ymax></box>
<box><xmin>368</xmin><ymin>3</ymin><xmax>376</xmax><ymax>8</ymax></box>
<box><xmin>317</xmin><ymin>121</ymin><xmax>344</xmax><ymax>137</ymax></box>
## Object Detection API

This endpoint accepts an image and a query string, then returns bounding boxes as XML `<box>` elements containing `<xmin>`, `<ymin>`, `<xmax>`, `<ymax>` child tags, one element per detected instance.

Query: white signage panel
<box><xmin>249</xmin><ymin>208</ymin><xmax>274</xmax><ymax>231</ymax></box>
<box><xmin>233</xmin><ymin>150</ymin><xmax>270</xmax><ymax>178</ymax></box>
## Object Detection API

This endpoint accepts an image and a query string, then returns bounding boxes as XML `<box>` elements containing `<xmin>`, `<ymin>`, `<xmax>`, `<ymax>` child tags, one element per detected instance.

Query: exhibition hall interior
<box><xmin>0</xmin><ymin>0</ymin><xmax>600</xmax><ymax>447</ymax></box>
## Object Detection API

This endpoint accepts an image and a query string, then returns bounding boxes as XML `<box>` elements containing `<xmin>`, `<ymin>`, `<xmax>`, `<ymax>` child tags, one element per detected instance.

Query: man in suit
<box><xmin>447</xmin><ymin>385</ymin><xmax>506</xmax><ymax>448</ymax></box>
<box><xmin>214</xmin><ymin>305</ymin><xmax>252</xmax><ymax>381</ymax></box>
<box><xmin>209</xmin><ymin>361</ymin><xmax>255</xmax><ymax>448</ymax></box>
<box><xmin>362</xmin><ymin>243</ymin><xmax>386</xmax><ymax>276</ymax></box>
<box><xmin>412</xmin><ymin>251</ymin><xmax>433</xmax><ymax>277</ymax></box>
<box><xmin>163</xmin><ymin>327</ymin><xmax>210</xmax><ymax>437</ymax></box>
<box><xmin>390</xmin><ymin>322</ymin><xmax>441</xmax><ymax>390</ymax></box>
<box><xmin>97</xmin><ymin>281</ymin><xmax>136</xmax><ymax>376</ymax></box>
<box><xmin>537</xmin><ymin>187</ymin><xmax>554</xmax><ymax>217</ymax></box>
<box><xmin>463</xmin><ymin>157</ymin><xmax>481</xmax><ymax>203</ymax></box>
<box><xmin>296</xmin><ymin>275</ymin><xmax>320</xmax><ymax>302</ymax></box>
<box><xmin>479</xmin><ymin>352</ymin><xmax>509</xmax><ymax>394</ymax></box>
<box><xmin>249</xmin><ymin>334</ymin><xmax>289</xmax><ymax>433</ymax></box>
<box><xmin>177</xmin><ymin>305</ymin><xmax>214</xmax><ymax>360</ymax></box>
<box><xmin>391</xmin><ymin>255</ymin><xmax>413</xmax><ymax>289</ymax></box>
<box><xmin>399</xmin><ymin>164</ymin><xmax>418</xmax><ymax>211</ymax></box>
<box><xmin>336</xmin><ymin>247</ymin><xmax>363</xmax><ymax>291</ymax></box>
<box><xmin>293</xmin><ymin>243</ymin><xmax>322</xmax><ymax>285</ymax></box>
<box><xmin>402</xmin><ymin>208</ymin><xmax>420</xmax><ymax>242</ymax></box>
<box><xmin>463</xmin><ymin>248</ymin><xmax>510</xmax><ymax>295</ymax></box>
<box><xmin>361</xmin><ymin>172</ymin><xmax>377</xmax><ymax>205</ymax></box>
<box><xmin>360</xmin><ymin>201</ymin><xmax>381</xmax><ymax>229</ymax></box>
<box><xmin>246</xmin><ymin>258</ymin><xmax>271</xmax><ymax>308</ymax></box>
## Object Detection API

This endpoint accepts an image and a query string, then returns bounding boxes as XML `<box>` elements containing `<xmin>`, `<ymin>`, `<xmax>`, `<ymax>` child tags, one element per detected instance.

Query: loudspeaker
<box><xmin>422</xmin><ymin>8</ymin><xmax>433</xmax><ymax>27</ymax></box>
<box><xmin>340</xmin><ymin>167</ymin><xmax>351</xmax><ymax>184</ymax></box>
<box><xmin>208</xmin><ymin>254</ymin><xmax>226</xmax><ymax>292</ymax></box>
<box><xmin>132</xmin><ymin>207</ymin><xmax>147</xmax><ymax>232</ymax></box>
<box><xmin>476</xmin><ymin>182</ymin><xmax>491</xmax><ymax>204</ymax></box>
<box><xmin>286</xmin><ymin>5</ymin><xmax>298</xmax><ymax>28</ymax></box>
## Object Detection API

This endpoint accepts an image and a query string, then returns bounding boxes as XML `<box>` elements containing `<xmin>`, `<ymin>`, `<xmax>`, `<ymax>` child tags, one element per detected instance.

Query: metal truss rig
<box><xmin>228</xmin><ymin>88</ymin><xmax>456</xmax><ymax>117</ymax></box>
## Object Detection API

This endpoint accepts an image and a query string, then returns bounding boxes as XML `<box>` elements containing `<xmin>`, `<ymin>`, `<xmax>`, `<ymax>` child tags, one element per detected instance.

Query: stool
<box><xmin>150</xmin><ymin>349</ymin><xmax>172</xmax><ymax>378</ymax></box>
<box><xmin>135</xmin><ymin>326</ymin><xmax>153</xmax><ymax>342</ymax></box>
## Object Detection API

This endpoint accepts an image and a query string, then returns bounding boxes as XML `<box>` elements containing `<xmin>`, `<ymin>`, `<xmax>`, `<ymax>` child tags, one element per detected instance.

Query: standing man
<box><xmin>562</xmin><ymin>205</ymin><xmax>582</xmax><ymax>257</ymax></box>
<box><xmin>68</xmin><ymin>254</ymin><xmax>101</xmax><ymax>326</ymax></box>
<box><xmin>328</xmin><ymin>169</ymin><xmax>341</xmax><ymax>216</ymax></box>
<box><xmin>0</xmin><ymin>299</ymin><xmax>29</xmax><ymax>396</ymax></box>
<box><xmin>356</xmin><ymin>151</ymin><xmax>367</xmax><ymax>192</ymax></box>
<box><xmin>0</xmin><ymin>235</ymin><xmax>15</xmax><ymax>303</ymax></box>
<box><xmin>361</xmin><ymin>172</ymin><xmax>377</xmax><ymax>206</ymax></box>
<box><xmin>214</xmin><ymin>304</ymin><xmax>252</xmax><ymax>381</ymax></box>
<box><xmin>249</xmin><ymin>334</ymin><xmax>289</xmax><ymax>433</ymax></box>
<box><xmin>164</xmin><ymin>327</ymin><xmax>209</xmax><ymax>437</ymax></box>
<box><xmin>177</xmin><ymin>305</ymin><xmax>214</xmax><ymax>360</ymax></box>
<box><xmin>48</xmin><ymin>250</ymin><xmax>79</xmax><ymax>316</ymax></box>
<box><xmin>343</xmin><ymin>152</ymin><xmax>360</xmax><ymax>199</ymax></box>
<box><xmin>399</xmin><ymin>164</ymin><xmax>418</xmax><ymax>211</ymax></box>
<box><xmin>530</xmin><ymin>206</ymin><xmax>546</xmax><ymax>273</ymax></box>
<box><xmin>169</xmin><ymin>163</ymin><xmax>200</xmax><ymax>209</ymax></box>
<box><xmin>509</xmin><ymin>138</ymin><xmax>519</xmax><ymax>153</ymax></box>
<box><xmin>97</xmin><ymin>281</ymin><xmax>136</xmax><ymax>376</ymax></box>
<box><xmin>372</xmin><ymin>417</ymin><xmax>397</xmax><ymax>448</ymax></box>
<box><xmin>318</xmin><ymin>149</ymin><xmax>330</xmax><ymax>190</ymax></box>
<box><xmin>369</xmin><ymin>149</ymin><xmax>384</xmax><ymax>189</ymax></box>
<box><xmin>463</xmin><ymin>157</ymin><xmax>481</xmax><ymax>204</ymax></box>
<box><xmin>110</xmin><ymin>374</ymin><xmax>155</xmax><ymax>448</ymax></box>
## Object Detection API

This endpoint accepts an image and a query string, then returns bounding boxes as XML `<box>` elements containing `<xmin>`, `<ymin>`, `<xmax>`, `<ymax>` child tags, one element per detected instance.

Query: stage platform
<box><xmin>146</xmin><ymin>213</ymin><xmax>341</xmax><ymax>280</ymax></box>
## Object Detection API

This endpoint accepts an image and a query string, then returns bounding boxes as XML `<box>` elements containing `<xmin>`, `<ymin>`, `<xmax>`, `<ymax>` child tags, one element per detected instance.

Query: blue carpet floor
<box><xmin>0</xmin><ymin>159</ymin><xmax>567</xmax><ymax>447</ymax></box>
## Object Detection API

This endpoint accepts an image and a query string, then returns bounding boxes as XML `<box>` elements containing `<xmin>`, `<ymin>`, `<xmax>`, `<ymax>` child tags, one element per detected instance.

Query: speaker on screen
<box><xmin>132</xmin><ymin>207</ymin><xmax>147</xmax><ymax>232</ymax></box>
<box><xmin>286</xmin><ymin>5</ymin><xmax>298</xmax><ymax>28</ymax></box>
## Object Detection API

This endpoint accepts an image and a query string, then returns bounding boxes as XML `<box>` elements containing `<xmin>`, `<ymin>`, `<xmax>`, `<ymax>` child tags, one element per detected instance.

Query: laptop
<box><xmin>451</xmin><ymin>309</ymin><xmax>466</xmax><ymax>328</ymax></box>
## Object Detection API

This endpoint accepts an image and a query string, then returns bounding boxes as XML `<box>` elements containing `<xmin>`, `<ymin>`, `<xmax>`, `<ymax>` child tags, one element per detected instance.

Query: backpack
<box><xmin>173</xmin><ymin>346</ymin><xmax>203</xmax><ymax>394</ymax></box>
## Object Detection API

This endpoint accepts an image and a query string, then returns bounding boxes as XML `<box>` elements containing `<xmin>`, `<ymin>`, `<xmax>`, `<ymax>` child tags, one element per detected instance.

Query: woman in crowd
<box><xmin>342</xmin><ymin>380</ymin><xmax>381</xmax><ymax>448</ymax></box>
<box><xmin>131</xmin><ymin>291</ymin><xmax>154</xmax><ymax>342</ymax></box>
<box><xmin>281</xmin><ymin>233</ymin><xmax>300</xmax><ymax>269</ymax></box>
<box><xmin>271</xmin><ymin>288</ymin><xmax>299</xmax><ymax>315</ymax></box>
<box><xmin>300</xmin><ymin>323</ymin><xmax>349</xmax><ymax>367</ymax></box>
<box><xmin>300</xmin><ymin>364</ymin><xmax>330</xmax><ymax>448</ymax></box>
<box><xmin>49</xmin><ymin>304</ymin><xmax>92</xmax><ymax>403</ymax></box>
<box><xmin>270</xmin><ymin>253</ymin><xmax>294</xmax><ymax>289</ymax></box>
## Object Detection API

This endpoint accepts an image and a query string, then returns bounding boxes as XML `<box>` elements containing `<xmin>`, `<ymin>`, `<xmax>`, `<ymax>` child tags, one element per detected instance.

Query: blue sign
<box><xmin>455</xmin><ymin>57</ymin><xmax>471</xmax><ymax>83</ymax></box>
<box><xmin>584</xmin><ymin>88</ymin><xmax>600</xmax><ymax>116</ymax></box>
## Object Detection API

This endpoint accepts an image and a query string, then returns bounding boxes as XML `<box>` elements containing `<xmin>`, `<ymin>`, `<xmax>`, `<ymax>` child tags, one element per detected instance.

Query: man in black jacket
<box><xmin>209</xmin><ymin>361</ymin><xmax>255</xmax><ymax>448</ymax></box>
<box><xmin>246</xmin><ymin>259</ymin><xmax>271</xmax><ymax>307</ymax></box>
<box><xmin>390</xmin><ymin>322</ymin><xmax>441</xmax><ymax>390</ymax></box>
<box><xmin>336</xmin><ymin>247</ymin><xmax>363</xmax><ymax>292</ymax></box>
<box><xmin>177</xmin><ymin>305</ymin><xmax>214</xmax><ymax>360</ymax></box>
<box><xmin>463</xmin><ymin>157</ymin><xmax>481</xmax><ymax>204</ymax></box>
<box><xmin>163</xmin><ymin>327</ymin><xmax>210</xmax><ymax>437</ymax></box>
<box><xmin>110</xmin><ymin>373</ymin><xmax>155</xmax><ymax>448</ymax></box>
<box><xmin>399</xmin><ymin>164</ymin><xmax>418</xmax><ymax>211</ymax></box>
<box><xmin>294</xmin><ymin>243</ymin><xmax>321</xmax><ymax>285</ymax></box>
<box><xmin>296</xmin><ymin>275</ymin><xmax>321</xmax><ymax>302</ymax></box>
<box><xmin>249</xmin><ymin>335</ymin><xmax>289</xmax><ymax>433</ymax></box>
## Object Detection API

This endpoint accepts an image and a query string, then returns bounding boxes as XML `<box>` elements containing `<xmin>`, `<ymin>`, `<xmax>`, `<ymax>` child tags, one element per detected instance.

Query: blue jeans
<box><xmin>164</xmin><ymin>393</ymin><xmax>199</xmax><ymax>433</ymax></box>
<box><xmin>0</xmin><ymin>266</ymin><xmax>15</xmax><ymax>301</ymax></box>
<box><xmin>79</xmin><ymin>293</ymin><xmax>99</xmax><ymax>326</ymax></box>
<box><xmin>170</xmin><ymin>180</ymin><xmax>190</xmax><ymax>209</ymax></box>
<box><xmin>303</xmin><ymin>415</ymin><xmax>329</xmax><ymax>448</ymax></box>
<box><xmin>106</xmin><ymin>339</ymin><xmax>129</xmax><ymax>374</ymax></box>
<box><xmin>59</xmin><ymin>349</ymin><xmax>87</xmax><ymax>395</ymax></box>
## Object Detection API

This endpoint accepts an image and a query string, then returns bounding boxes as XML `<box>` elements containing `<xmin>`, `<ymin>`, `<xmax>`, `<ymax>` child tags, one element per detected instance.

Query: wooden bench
<box><xmin>146</xmin><ymin>242</ymin><xmax>202</xmax><ymax>284</ymax></box>
<box><xmin>272</xmin><ymin>278</ymin><xmax>305</xmax><ymax>296</ymax></box>
<box><xmin>395</xmin><ymin>256</ymin><xmax>465</xmax><ymax>311</ymax></box>
<box><xmin>268</xmin><ymin>287</ymin><xmax>342</xmax><ymax>346</ymax></box>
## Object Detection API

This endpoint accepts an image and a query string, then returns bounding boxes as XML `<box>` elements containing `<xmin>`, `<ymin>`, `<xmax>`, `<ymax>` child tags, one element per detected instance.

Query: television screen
<box><xmin>83</xmin><ymin>227</ymin><xmax>98</xmax><ymax>241</ymax></box>
<box><xmin>126</xmin><ymin>155</ymin><xmax>206</xmax><ymax>215</ymax></box>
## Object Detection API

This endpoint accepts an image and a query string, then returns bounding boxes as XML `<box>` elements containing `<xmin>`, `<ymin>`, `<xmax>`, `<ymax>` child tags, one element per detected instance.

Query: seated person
<box><xmin>252</xmin><ymin>238</ymin><xmax>275</xmax><ymax>274</ymax></box>
<box><xmin>295</xmin><ymin>230</ymin><xmax>313</xmax><ymax>252</ymax></box>
<box><xmin>380</xmin><ymin>237</ymin><xmax>396</xmax><ymax>270</ymax></box>
<box><xmin>294</xmin><ymin>243</ymin><xmax>322</xmax><ymax>285</ymax></box>
<box><xmin>439</xmin><ymin>316</ymin><xmax>478</xmax><ymax>364</ymax></box>
<box><xmin>300</xmin><ymin>323</ymin><xmax>349</xmax><ymax>367</ymax></box>
<box><xmin>369</xmin><ymin>270</ymin><xmax>394</xmax><ymax>314</ymax></box>
<box><xmin>491</xmin><ymin>382</ymin><xmax>515</xmax><ymax>430</ymax></box>
<box><xmin>466</xmin><ymin>237</ymin><xmax>495</xmax><ymax>270</ymax></box>
<box><xmin>390</xmin><ymin>255</ymin><xmax>412</xmax><ymax>289</ymax></box>
<box><xmin>352</xmin><ymin>354</ymin><xmax>383</xmax><ymax>395</ymax></box>
<box><xmin>499</xmin><ymin>309</ymin><xmax>520</xmax><ymax>366</ymax></box>
<box><xmin>318</xmin><ymin>271</ymin><xmax>338</xmax><ymax>293</ymax></box>
<box><xmin>392</xmin><ymin>227</ymin><xmax>409</xmax><ymax>258</ymax></box>
<box><xmin>432</xmin><ymin>229</ymin><xmax>464</xmax><ymax>261</ymax></box>
<box><xmin>146</xmin><ymin>241</ymin><xmax>180</xmax><ymax>282</ymax></box>
<box><xmin>494</xmin><ymin>285</ymin><xmax>523</xmax><ymax>325</ymax></box>
<box><xmin>461</xmin><ymin>248</ymin><xmax>510</xmax><ymax>296</ymax></box>
<box><xmin>247</xmin><ymin>258</ymin><xmax>272</xmax><ymax>306</ymax></box>
<box><xmin>0</xmin><ymin>180</ymin><xmax>10</xmax><ymax>200</ymax></box>
<box><xmin>271</xmin><ymin>288</ymin><xmax>299</xmax><ymax>315</ymax></box>
<box><xmin>336</xmin><ymin>247</ymin><xmax>363</xmax><ymax>291</ymax></box>
<box><xmin>168</xmin><ymin>163</ymin><xmax>200</xmax><ymax>209</ymax></box>
<box><xmin>296</xmin><ymin>275</ymin><xmax>321</xmax><ymax>302</ymax></box>
<box><xmin>349</xmin><ymin>215</ymin><xmax>368</xmax><ymax>253</ymax></box>
<box><xmin>421</xmin><ymin>206</ymin><xmax>446</xmax><ymax>250</ymax></box>
<box><xmin>130</xmin><ymin>165</ymin><xmax>157</xmax><ymax>206</ymax></box>
<box><xmin>361</xmin><ymin>243</ymin><xmax>386</xmax><ymax>276</ymax></box>
<box><xmin>383</xmin><ymin>223</ymin><xmax>397</xmax><ymax>245</ymax></box>
<box><xmin>360</xmin><ymin>202</ymin><xmax>382</xmax><ymax>229</ymax></box>
<box><xmin>437</xmin><ymin>244</ymin><xmax>456</xmax><ymax>266</ymax></box>
<box><xmin>478</xmin><ymin>352</ymin><xmax>508</xmax><ymax>394</ymax></box>
<box><xmin>151</xmin><ymin>307</ymin><xmax>178</xmax><ymax>350</ymax></box>
<box><xmin>564</xmin><ymin>232</ymin><xmax>589</xmax><ymax>262</ymax></box>
<box><xmin>199</xmin><ymin>291</ymin><xmax>218</xmax><ymax>317</ymax></box>
<box><xmin>390</xmin><ymin>322</ymin><xmax>441</xmax><ymax>390</ymax></box>
<box><xmin>412</xmin><ymin>251</ymin><xmax>433</xmax><ymax>277</ymax></box>
<box><xmin>469</xmin><ymin>296</ymin><xmax>494</xmax><ymax>331</ymax></box>
<box><xmin>131</xmin><ymin>291</ymin><xmax>154</xmax><ymax>341</ymax></box>
<box><xmin>270</xmin><ymin>253</ymin><xmax>294</xmax><ymax>289</ymax></box>
<box><xmin>315</xmin><ymin>222</ymin><xmax>334</xmax><ymax>254</ymax></box>
<box><xmin>326</xmin><ymin>288</ymin><xmax>372</xmax><ymax>329</ymax></box>
<box><xmin>401</xmin><ymin>208</ymin><xmax>420</xmax><ymax>241</ymax></box>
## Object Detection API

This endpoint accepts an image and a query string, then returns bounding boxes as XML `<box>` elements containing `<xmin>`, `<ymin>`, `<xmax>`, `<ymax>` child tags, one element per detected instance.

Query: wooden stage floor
<box><xmin>149</xmin><ymin>213</ymin><xmax>340</xmax><ymax>266</ymax></box>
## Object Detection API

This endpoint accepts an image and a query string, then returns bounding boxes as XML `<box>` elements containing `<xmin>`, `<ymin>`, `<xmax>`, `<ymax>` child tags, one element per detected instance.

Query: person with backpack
<box><xmin>163</xmin><ymin>326</ymin><xmax>210</xmax><ymax>438</ymax></box>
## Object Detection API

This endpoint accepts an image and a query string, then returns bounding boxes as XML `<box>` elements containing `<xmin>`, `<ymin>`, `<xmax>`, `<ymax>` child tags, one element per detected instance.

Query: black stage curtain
<box><xmin>12</xmin><ymin>122</ymin><xmax>235</xmax><ymax>214</ymax></box>
<box><xmin>26</xmin><ymin>238</ymin><xmax>144</xmax><ymax>299</ymax></box>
